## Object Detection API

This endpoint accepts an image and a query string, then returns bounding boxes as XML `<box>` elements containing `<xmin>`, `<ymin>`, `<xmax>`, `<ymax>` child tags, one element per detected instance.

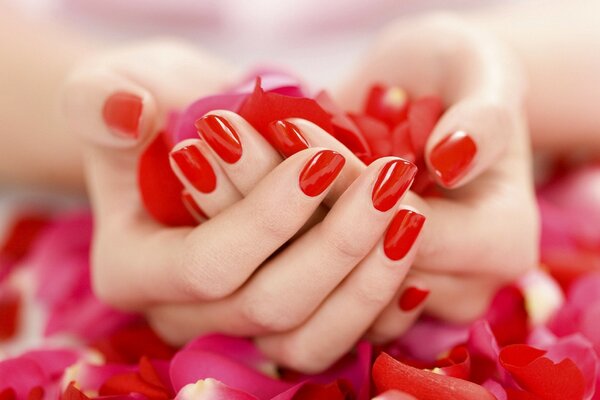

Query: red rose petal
<box><xmin>499</xmin><ymin>344</ymin><xmax>586</xmax><ymax>400</ymax></box>
<box><xmin>99</xmin><ymin>358</ymin><xmax>171</xmax><ymax>400</ymax></box>
<box><xmin>138</xmin><ymin>357</ymin><xmax>170</xmax><ymax>393</ymax></box>
<box><xmin>99</xmin><ymin>372</ymin><xmax>170</xmax><ymax>400</ymax></box>
<box><xmin>391</xmin><ymin>122</ymin><xmax>416</xmax><ymax>162</ymax></box>
<box><xmin>315</xmin><ymin>91</ymin><xmax>371</xmax><ymax>159</ymax></box>
<box><xmin>91</xmin><ymin>324</ymin><xmax>177</xmax><ymax>364</ymax></box>
<box><xmin>485</xmin><ymin>286</ymin><xmax>529</xmax><ymax>346</ymax></box>
<box><xmin>291</xmin><ymin>380</ymin><xmax>353</xmax><ymax>400</ymax></box>
<box><xmin>238</xmin><ymin>79</ymin><xmax>334</xmax><ymax>146</ymax></box>
<box><xmin>0</xmin><ymin>389</ymin><xmax>16</xmax><ymax>400</ymax></box>
<box><xmin>138</xmin><ymin>132</ymin><xmax>196</xmax><ymax>227</ymax></box>
<box><xmin>27</xmin><ymin>387</ymin><xmax>43</xmax><ymax>400</ymax></box>
<box><xmin>349</xmin><ymin>113</ymin><xmax>390</xmax><ymax>161</ymax></box>
<box><xmin>435</xmin><ymin>345</ymin><xmax>471</xmax><ymax>380</ymax></box>
<box><xmin>0</xmin><ymin>214</ymin><xmax>49</xmax><ymax>263</ymax></box>
<box><xmin>61</xmin><ymin>383</ymin><xmax>90</xmax><ymax>400</ymax></box>
<box><xmin>505</xmin><ymin>388</ymin><xmax>543</xmax><ymax>400</ymax></box>
<box><xmin>373</xmin><ymin>353</ymin><xmax>495</xmax><ymax>400</ymax></box>
<box><xmin>364</xmin><ymin>85</ymin><xmax>410</xmax><ymax>127</ymax></box>
<box><xmin>407</xmin><ymin>96</ymin><xmax>444</xmax><ymax>155</ymax></box>
<box><xmin>0</xmin><ymin>288</ymin><xmax>20</xmax><ymax>340</ymax></box>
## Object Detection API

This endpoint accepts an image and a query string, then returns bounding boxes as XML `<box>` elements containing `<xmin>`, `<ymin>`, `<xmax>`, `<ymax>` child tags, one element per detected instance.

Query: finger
<box><xmin>195</xmin><ymin>110</ymin><xmax>283</xmax><ymax>194</ymax></box>
<box><xmin>366</xmin><ymin>277</ymin><xmax>430</xmax><ymax>344</ymax></box>
<box><xmin>102</xmin><ymin>148</ymin><xmax>345</xmax><ymax>308</ymax></box>
<box><xmin>333</xmin><ymin>14</ymin><xmax>525</xmax><ymax>188</ymax></box>
<box><xmin>367</xmin><ymin>270</ymin><xmax>498</xmax><ymax>344</ymax></box>
<box><xmin>255</xmin><ymin>209</ymin><xmax>424</xmax><ymax>373</ymax></box>
<box><xmin>268</xmin><ymin>119</ymin><xmax>538</xmax><ymax>277</ymax></box>
<box><xmin>170</xmin><ymin>139</ymin><xmax>242</xmax><ymax>217</ymax></box>
<box><xmin>230</xmin><ymin>157</ymin><xmax>417</xmax><ymax>334</ymax></box>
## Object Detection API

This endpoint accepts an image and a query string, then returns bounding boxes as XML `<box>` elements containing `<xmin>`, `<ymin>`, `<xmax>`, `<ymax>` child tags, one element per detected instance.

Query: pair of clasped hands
<box><xmin>63</xmin><ymin>15</ymin><xmax>538</xmax><ymax>373</ymax></box>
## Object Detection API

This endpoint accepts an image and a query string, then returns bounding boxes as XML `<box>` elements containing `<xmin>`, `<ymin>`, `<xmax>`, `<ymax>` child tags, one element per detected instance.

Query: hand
<box><xmin>334</xmin><ymin>13</ymin><xmax>539</xmax><ymax>341</ymax></box>
<box><xmin>62</xmin><ymin>40</ymin><xmax>424</xmax><ymax>373</ymax></box>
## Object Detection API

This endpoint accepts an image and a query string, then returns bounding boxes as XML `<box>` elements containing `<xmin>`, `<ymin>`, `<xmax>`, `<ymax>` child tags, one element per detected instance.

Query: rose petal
<box><xmin>175</xmin><ymin>379</ymin><xmax>258</xmax><ymax>400</ymax></box>
<box><xmin>372</xmin><ymin>353</ymin><xmax>495</xmax><ymax>400</ymax></box>
<box><xmin>169</xmin><ymin>94</ymin><xmax>247</xmax><ymax>143</ymax></box>
<box><xmin>499</xmin><ymin>344</ymin><xmax>586</xmax><ymax>400</ymax></box>
<box><xmin>315</xmin><ymin>91</ymin><xmax>371</xmax><ymax>160</ymax></box>
<box><xmin>348</xmin><ymin>114</ymin><xmax>389</xmax><ymax>161</ymax></box>
<box><xmin>170</xmin><ymin>350</ymin><xmax>292</xmax><ymax>398</ymax></box>
<box><xmin>238</xmin><ymin>79</ymin><xmax>333</xmax><ymax>147</ymax></box>
<box><xmin>138</xmin><ymin>132</ymin><xmax>196</xmax><ymax>227</ymax></box>
<box><xmin>364</xmin><ymin>85</ymin><xmax>410</xmax><ymax>127</ymax></box>
<box><xmin>407</xmin><ymin>96</ymin><xmax>443</xmax><ymax>156</ymax></box>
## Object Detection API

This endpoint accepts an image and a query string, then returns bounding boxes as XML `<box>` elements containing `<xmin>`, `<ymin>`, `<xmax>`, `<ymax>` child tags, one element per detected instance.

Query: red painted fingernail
<box><xmin>429</xmin><ymin>131</ymin><xmax>477</xmax><ymax>186</ymax></box>
<box><xmin>102</xmin><ymin>92</ymin><xmax>143</xmax><ymax>138</ymax></box>
<box><xmin>384</xmin><ymin>209</ymin><xmax>425</xmax><ymax>261</ymax></box>
<box><xmin>299</xmin><ymin>150</ymin><xmax>345</xmax><ymax>197</ymax></box>
<box><xmin>181</xmin><ymin>190</ymin><xmax>207</xmax><ymax>220</ymax></box>
<box><xmin>372</xmin><ymin>159</ymin><xmax>417</xmax><ymax>212</ymax></box>
<box><xmin>268</xmin><ymin>120</ymin><xmax>310</xmax><ymax>157</ymax></box>
<box><xmin>195</xmin><ymin>115</ymin><xmax>242</xmax><ymax>163</ymax></box>
<box><xmin>398</xmin><ymin>286</ymin><xmax>430</xmax><ymax>311</ymax></box>
<box><xmin>171</xmin><ymin>145</ymin><xmax>217</xmax><ymax>193</ymax></box>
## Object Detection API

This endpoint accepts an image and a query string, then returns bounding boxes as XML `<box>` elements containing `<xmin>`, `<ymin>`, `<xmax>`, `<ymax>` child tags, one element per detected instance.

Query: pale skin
<box><xmin>1</xmin><ymin>1</ymin><xmax>599</xmax><ymax>372</ymax></box>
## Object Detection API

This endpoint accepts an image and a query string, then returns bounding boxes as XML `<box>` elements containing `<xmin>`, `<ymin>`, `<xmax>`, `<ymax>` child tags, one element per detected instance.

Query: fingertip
<box><xmin>427</xmin><ymin>130</ymin><xmax>478</xmax><ymax>188</ymax></box>
<box><xmin>63</xmin><ymin>67</ymin><xmax>158</xmax><ymax>150</ymax></box>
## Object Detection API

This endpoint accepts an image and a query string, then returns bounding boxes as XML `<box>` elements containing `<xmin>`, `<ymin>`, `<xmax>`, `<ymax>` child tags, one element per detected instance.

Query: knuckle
<box><xmin>177</xmin><ymin>246</ymin><xmax>234</xmax><ymax>301</ymax></box>
<box><xmin>278</xmin><ymin>339</ymin><xmax>330</xmax><ymax>374</ymax></box>
<box><xmin>253</xmin><ymin>200</ymin><xmax>298</xmax><ymax>242</ymax></box>
<box><xmin>320</xmin><ymin>224</ymin><xmax>369</xmax><ymax>261</ymax></box>
<box><xmin>241</xmin><ymin>298</ymin><xmax>301</xmax><ymax>333</ymax></box>
<box><xmin>354</xmin><ymin>281</ymin><xmax>394</xmax><ymax>308</ymax></box>
<box><xmin>146</xmin><ymin>309</ymin><xmax>188</xmax><ymax>346</ymax></box>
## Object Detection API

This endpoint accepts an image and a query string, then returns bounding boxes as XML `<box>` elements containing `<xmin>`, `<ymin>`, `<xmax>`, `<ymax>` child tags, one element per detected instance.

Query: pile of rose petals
<box><xmin>2</xmin><ymin>74</ymin><xmax>600</xmax><ymax>399</ymax></box>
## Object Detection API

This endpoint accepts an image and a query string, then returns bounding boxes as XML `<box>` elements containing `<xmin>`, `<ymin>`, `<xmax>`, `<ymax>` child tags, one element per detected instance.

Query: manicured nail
<box><xmin>195</xmin><ymin>115</ymin><xmax>242</xmax><ymax>163</ymax></box>
<box><xmin>268</xmin><ymin>120</ymin><xmax>310</xmax><ymax>157</ymax></box>
<box><xmin>171</xmin><ymin>145</ymin><xmax>217</xmax><ymax>193</ymax></box>
<box><xmin>372</xmin><ymin>159</ymin><xmax>417</xmax><ymax>212</ymax></box>
<box><xmin>429</xmin><ymin>131</ymin><xmax>477</xmax><ymax>186</ymax></box>
<box><xmin>181</xmin><ymin>191</ymin><xmax>207</xmax><ymax>220</ymax></box>
<box><xmin>102</xmin><ymin>92</ymin><xmax>143</xmax><ymax>138</ymax></box>
<box><xmin>383</xmin><ymin>209</ymin><xmax>425</xmax><ymax>261</ymax></box>
<box><xmin>299</xmin><ymin>151</ymin><xmax>345</xmax><ymax>197</ymax></box>
<box><xmin>398</xmin><ymin>286</ymin><xmax>430</xmax><ymax>311</ymax></box>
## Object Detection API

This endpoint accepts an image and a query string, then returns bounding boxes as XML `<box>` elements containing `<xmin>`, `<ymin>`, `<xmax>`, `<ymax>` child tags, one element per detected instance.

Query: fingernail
<box><xmin>195</xmin><ymin>115</ymin><xmax>242</xmax><ymax>163</ymax></box>
<box><xmin>181</xmin><ymin>190</ymin><xmax>207</xmax><ymax>220</ymax></box>
<box><xmin>383</xmin><ymin>209</ymin><xmax>425</xmax><ymax>261</ymax></box>
<box><xmin>372</xmin><ymin>159</ymin><xmax>417</xmax><ymax>212</ymax></box>
<box><xmin>268</xmin><ymin>120</ymin><xmax>310</xmax><ymax>157</ymax></box>
<box><xmin>102</xmin><ymin>92</ymin><xmax>143</xmax><ymax>138</ymax></box>
<box><xmin>429</xmin><ymin>131</ymin><xmax>477</xmax><ymax>186</ymax></box>
<box><xmin>171</xmin><ymin>145</ymin><xmax>217</xmax><ymax>193</ymax></box>
<box><xmin>398</xmin><ymin>286</ymin><xmax>430</xmax><ymax>311</ymax></box>
<box><xmin>299</xmin><ymin>150</ymin><xmax>345</xmax><ymax>197</ymax></box>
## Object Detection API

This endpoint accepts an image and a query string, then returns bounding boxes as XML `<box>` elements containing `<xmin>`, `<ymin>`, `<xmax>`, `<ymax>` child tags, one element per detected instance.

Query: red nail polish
<box><xmin>299</xmin><ymin>151</ymin><xmax>345</xmax><ymax>197</ymax></box>
<box><xmin>195</xmin><ymin>115</ymin><xmax>242</xmax><ymax>163</ymax></box>
<box><xmin>384</xmin><ymin>209</ymin><xmax>425</xmax><ymax>261</ymax></box>
<box><xmin>372</xmin><ymin>159</ymin><xmax>417</xmax><ymax>212</ymax></box>
<box><xmin>429</xmin><ymin>131</ymin><xmax>477</xmax><ymax>186</ymax></box>
<box><xmin>102</xmin><ymin>92</ymin><xmax>143</xmax><ymax>138</ymax></box>
<box><xmin>268</xmin><ymin>120</ymin><xmax>310</xmax><ymax>157</ymax></box>
<box><xmin>398</xmin><ymin>286</ymin><xmax>430</xmax><ymax>311</ymax></box>
<box><xmin>171</xmin><ymin>145</ymin><xmax>217</xmax><ymax>193</ymax></box>
<box><xmin>181</xmin><ymin>191</ymin><xmax>208</xmax><ymax>220</ymax></box>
